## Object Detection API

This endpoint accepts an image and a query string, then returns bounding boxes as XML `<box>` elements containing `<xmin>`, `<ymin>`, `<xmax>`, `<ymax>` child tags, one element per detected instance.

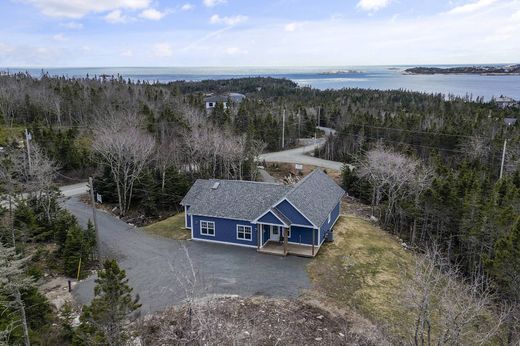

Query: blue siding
<box><xmin>319</xmin><ymin>200</ymin><xmax>341</xmax><ymax>244</ymax></box>
<box><xmin>288</xmin><ymin>225</ymin><xmax>316</xmax><ymax>245</ymax></box>
<box><xmin>258</xmin><ymin>211</ymin><xmax>285</xmax><ymax>226</ymax></box>
<box><xmin>192</xmin><ymin>215</ymin><xmax>257</xmax><ymax>247</ymax></box>
<box><xmin>186</xmin><ymin>206</ymin><xmax>191</xmax><ymax>228</ymax></box>
<box><xmin>275</xmin><ymin>200</ymin><xmax>313</xmax><ymax>226</ymax></box>
<box><xmin>262</xmin><ymin>224</ymin><xmax>270</xmax><ymax>245</ymax></box>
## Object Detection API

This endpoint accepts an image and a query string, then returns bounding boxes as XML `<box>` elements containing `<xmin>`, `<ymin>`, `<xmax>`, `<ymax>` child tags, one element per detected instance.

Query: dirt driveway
<box><xmin>64</xmin><ymin>197</ymin><xmax>310</xmax><ymax>314</ymax></box>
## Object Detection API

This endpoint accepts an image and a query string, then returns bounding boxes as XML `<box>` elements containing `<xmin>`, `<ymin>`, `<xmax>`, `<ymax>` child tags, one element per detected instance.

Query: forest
<box><xmin>0</xmin><ymin>71</ymin><xmax>519</xmax><ymax>344</ymax></box>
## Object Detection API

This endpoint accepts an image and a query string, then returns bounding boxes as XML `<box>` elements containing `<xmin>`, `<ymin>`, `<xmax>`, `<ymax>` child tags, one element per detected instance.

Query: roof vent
<box><xmin>211</xmin><ymin>182</ymin><xmax>220</xmax><ymax>190</ymax></box>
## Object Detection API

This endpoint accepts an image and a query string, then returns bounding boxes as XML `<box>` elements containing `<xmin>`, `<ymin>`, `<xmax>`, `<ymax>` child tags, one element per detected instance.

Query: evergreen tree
<box><xmin>488</xmin><ymin>218</ymin><xmax>520</xmax><ymax>343</ymax></box>
<box><xmin>62</xmin><ymin>223</ymin><xmax>95</xmax><ymax>278</ymax></box>
<box><xmin>74</xmin><ymin>259</ymin><xmax>141</xmax><ymax>346</ymax></box>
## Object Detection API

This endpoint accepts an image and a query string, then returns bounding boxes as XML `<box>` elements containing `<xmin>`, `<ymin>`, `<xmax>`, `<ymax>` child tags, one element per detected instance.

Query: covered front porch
<box><xmin>257</xmin><ymin>240</ymin><xmax>317</xmax><ymax>257</ymax></box>
<box><xmin>255</xmin><ymin>223</ymin><xmax>319</xmax><ymax>257</ymax></box>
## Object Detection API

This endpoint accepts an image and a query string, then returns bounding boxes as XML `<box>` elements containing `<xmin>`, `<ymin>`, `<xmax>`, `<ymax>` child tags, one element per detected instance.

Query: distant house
<box><xmin>181</xmin><ymin>169</ymin><xmax>345</xmax><ymax>257</ymax></box>
<box><xmin>204</xmin><ymin>93</ymin><xmax>246</xmax><ymax>110</ymax></box>
<box><xmin>494</xmin><ymin>96</ymin><xmax>517</xmax><ymax>109</ymax></box>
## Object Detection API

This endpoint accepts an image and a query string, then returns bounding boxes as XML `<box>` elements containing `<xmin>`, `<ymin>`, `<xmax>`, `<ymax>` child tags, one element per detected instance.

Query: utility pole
<box><xmin>24</xmin><ymin>129</ymin><xmax>31</xmax><ymax>173</ymax></box>
<box><xmin>281</xmin><ymin>108</ymin><xmax>285</xmax><ymax>148</ymax></box>
<box><xmin>500</xmin><ymin>139</ymin><xmax>508</xmax><ymax>179</ymax></box>
<box><xmin>89</xmin><ymin>177</ymin><xmax>100</xmax><ymax>259</ymax></box>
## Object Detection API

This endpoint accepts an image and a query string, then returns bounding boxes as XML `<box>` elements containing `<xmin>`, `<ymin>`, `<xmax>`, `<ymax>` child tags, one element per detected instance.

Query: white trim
<box><xmin>192</xmin><ymin>237</ymin><xmax>257</xmax><ymax>249</ymax></box>
<box><xmin>283</xmin><ymin>198</ymin><xmax>318</xmax><ymax>228</ymax></box>
<box><xmin>288</xmin><ymin>241</ymin><xmax>313</xmax><ymax>247</ymax></box>
<box><xmin>236</xmin><ymin>224</ymin><xmax>253</xmax><ymax>241</ymax></box>
<box><xmin>255</xmin><ymin>197</ymin><xmax>317</xmax><ymax>228</ymax></box>
<box><xmin>291</xmin><ymin>223</ymin><xmax>314</xmax><ymax>229</ymax></box>
<box><xmin>200</xmin><ymin>220</ymin><xmax>216</xmax><ymax>237</ymax></box>
<box><xmin>190</xmin><ymin>214</ymin><xmax>194</xmax><ymax>239</ymax></box>
<box><xmin>258</xmin><ymin>221</ymin><xmax>288</xmax><ymax>227</ymax></box>
<box><xmin>184</xmin><ymin>205</ymin><xmax>191</xmax><ymax>229</ymax></box>
<box><xmin>252</xmin><ymin>209</ymin><xmax>289</xmax><ymax>227</ymax></box>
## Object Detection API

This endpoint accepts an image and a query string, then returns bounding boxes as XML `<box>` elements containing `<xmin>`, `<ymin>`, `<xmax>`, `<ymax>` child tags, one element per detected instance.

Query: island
<box><xmin>404</xmin><ymin>64</ymin><xmax>520</xmax><ymax>75</ymax></box>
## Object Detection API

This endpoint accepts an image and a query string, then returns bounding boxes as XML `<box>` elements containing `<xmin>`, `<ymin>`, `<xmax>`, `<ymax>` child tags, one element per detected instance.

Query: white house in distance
<box><xmin>494</xmin><ymin>96</ymin><xmax>518</xmax><ymax>109</ymax></box>
<box><xmin>204</xmin><ymin>93</ymin><xmax>246</xmax><ymax>110</ymax></box>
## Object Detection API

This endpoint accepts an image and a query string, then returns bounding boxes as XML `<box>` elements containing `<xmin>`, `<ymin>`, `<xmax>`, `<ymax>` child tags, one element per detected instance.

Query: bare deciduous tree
<box><xmin>357</xmin><ymin>145</ymin><xmax>433</xmax><ymax>229</ymax></box>
<box><xmin>0</xmin><ymin>244</ymin><xmax>33</xmax><ymax>346</ymax></box>
<box><xmin>404</xmin><ymin>247</ymin><xmax>505</xmax><ymax>346</ymax></box>
<box><xmin>92</xmin><ymin>112</ymin><xmax>155</xmax><ymax>215</ymax></box>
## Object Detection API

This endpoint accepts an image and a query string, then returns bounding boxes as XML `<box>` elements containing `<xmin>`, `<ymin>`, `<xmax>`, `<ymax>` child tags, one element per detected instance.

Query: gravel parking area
<box><xmin>64</xmin><ymin>197</ymin><xmax>310</xmax><ymax>314</ymax></box>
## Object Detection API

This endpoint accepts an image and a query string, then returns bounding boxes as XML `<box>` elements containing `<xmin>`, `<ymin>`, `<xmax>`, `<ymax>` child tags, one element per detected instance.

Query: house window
<box><xmin>237</xmin><ymin>225</ymin><xmax>252</xmax><ymax>241</ymax></box>
<box><xmin>200</xmin><ymin>221</ymin><xmax>215</xmax><ymax>236</ymax></box>
<box><xmin>208</xmin><ymin>102</ymin><xmax>214</xmax><ymax>107</ymax></box>
<box><xmin>328</xmin><ymin>213</ymin><xmax>331</xmax><ymax>223</ymax></box>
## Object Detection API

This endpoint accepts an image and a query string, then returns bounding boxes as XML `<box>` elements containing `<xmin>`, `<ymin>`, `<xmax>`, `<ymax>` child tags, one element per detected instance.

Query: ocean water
<box><xmin>3</xmin><ymin>66</ymin><xmax>520</xmax><ymax>101</ymax></box>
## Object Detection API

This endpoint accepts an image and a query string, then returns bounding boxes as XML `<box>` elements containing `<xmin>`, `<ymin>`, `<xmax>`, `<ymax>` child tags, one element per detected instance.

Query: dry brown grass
<box><xmin>142</xmin><ymin>212</ymin><xmax>191</xmax><ymax>240</ymax></box>
<box><xmin>307</xmin><ymin>216</ymin><xmax>416</xmax><ymax>342</ymax></box>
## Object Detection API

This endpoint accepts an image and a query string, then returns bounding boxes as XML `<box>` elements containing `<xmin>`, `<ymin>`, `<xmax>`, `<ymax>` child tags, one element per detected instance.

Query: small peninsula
<box><xmin>404</xmin><ymin>64</ymin><xmax>520</xmax><ymax>75</ymax></box>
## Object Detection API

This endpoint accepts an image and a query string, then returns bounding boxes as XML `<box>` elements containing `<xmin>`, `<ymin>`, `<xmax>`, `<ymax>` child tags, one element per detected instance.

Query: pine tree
<box><xmin>74</xmin><ymin>259</ymin><xmax>141</xmax><ymax>346</ymax></box>
<box><xmin>488</xmin><ymin>218</ymin><xmax>520</xmax><ymax>343</ymax></box>
<box><xmin>62</xmin><ymin>225</ymin><xmax>88</xmax><ymax>278</ymax></box>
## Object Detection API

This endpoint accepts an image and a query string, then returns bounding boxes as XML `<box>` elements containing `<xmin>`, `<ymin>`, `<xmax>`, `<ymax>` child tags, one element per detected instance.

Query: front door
<box><xmin>270</xmin><ymin>225</ymin><xmax>281</xmax><ymax>242</ymax></box>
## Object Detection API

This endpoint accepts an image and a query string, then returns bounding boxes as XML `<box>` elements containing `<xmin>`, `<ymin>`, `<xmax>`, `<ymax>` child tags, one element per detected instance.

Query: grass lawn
<box><xmin>307</xmin><ymin>215</ymin><xmax>415</xmax><ymax>341</ymax></box>
<box><xmin>142</xmin><ymin>212</ymin><xmax>191</xmax><ymax>240</ymax></box>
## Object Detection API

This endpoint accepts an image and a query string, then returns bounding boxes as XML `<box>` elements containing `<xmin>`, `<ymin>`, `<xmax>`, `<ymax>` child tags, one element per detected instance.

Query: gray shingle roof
<box><xmin>182</xmin><ymin>169</ymin><xmax>345</xmax><ymax>226</ymax></box>
<box><xmin>284</xmin><ymin>169</ymin><xmax>345</xmax><ymax>227</ymax></box>
<box><xmin>181</xmin><ymin>180</ymin><xmax>290</xmax><ymax>221</ymax></box>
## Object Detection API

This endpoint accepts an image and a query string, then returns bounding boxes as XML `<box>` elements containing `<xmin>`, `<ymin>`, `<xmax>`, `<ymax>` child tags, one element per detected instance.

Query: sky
<box><xmin>0</xmin><ymin>0</ymin><xmax>519</xmax><ymax>67</ymax></box>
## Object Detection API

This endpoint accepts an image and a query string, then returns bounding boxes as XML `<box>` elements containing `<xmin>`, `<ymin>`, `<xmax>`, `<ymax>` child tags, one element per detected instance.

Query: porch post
<box><xmin>257</xmin><ymin>224</ymin><xmax>260</xmax><ymax>250</ymax></box>
<box><xmin>283</xmin><ymin>227</ymin><xmax>288</xmax><ymax>256</ymax></box>
<box><xmin>312</xmin><ymin>228</ymin><xmax>315</xmax><ymax>256</ymax></box>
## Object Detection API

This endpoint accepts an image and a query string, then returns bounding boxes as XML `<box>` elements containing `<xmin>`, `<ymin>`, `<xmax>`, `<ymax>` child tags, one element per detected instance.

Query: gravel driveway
<box><xmin>64</xmin><ymin>197</ymin><xmax>310</xmax><ymax>314</ymax></box>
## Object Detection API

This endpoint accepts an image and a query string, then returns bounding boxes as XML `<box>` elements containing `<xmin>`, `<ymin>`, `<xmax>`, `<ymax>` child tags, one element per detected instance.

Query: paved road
<box><xmin>258</xmin><ymin>127</ymin><xmax>347</xmax><ymax>171</ymax></box>
<box><xmin>64</xmin><ymin>197</ymin><xmax>310</xmax><ymax>314</ymax></box>
<box><xmin>60</xmin><ymin>182</ymin><xmax>88</xmax><ymax>197</ymax></box>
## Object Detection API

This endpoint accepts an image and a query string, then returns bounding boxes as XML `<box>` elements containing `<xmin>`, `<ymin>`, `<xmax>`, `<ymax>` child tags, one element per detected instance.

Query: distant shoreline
<box><xmin>404</xmin><ymin>65</ymin><xmax>520</xmax><ymax>76</ymax></box>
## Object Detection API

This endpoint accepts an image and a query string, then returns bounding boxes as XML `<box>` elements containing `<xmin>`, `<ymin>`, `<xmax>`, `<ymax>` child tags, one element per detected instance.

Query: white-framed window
<box><xmin>328</xmin><ymin>213</ymin><xmax>331</xmax><ymax>223</ymax></box>
<box><xmin>237</xmin><ymin>225</ymin><xmax>252</xmax><ymax>241</ymax></box>
<box><xmin>200</xmin><ymin>221</ymin><xmax>215</xmax><ymax>236</ymax></box>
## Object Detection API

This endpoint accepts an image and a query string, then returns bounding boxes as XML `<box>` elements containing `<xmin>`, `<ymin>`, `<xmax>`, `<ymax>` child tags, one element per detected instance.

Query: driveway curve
<box><xmin>258</xmin><ymin>126</ymin><xmax>348</xmax><ymax>171</ymax></box>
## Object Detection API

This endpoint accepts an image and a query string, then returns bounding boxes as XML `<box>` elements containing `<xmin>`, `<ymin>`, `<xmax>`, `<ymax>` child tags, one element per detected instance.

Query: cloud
<box><xmin>357</xmin><ymin>0</ymin><xmax>392</xmax><ymax>11</ymax></box>
<box><xmin>52</xmin><ymin>33</ymin><xmax>68</xmax><ymax>41</ymax></box>
<box><xmin>139</xmin><ymin>8</ymin><xmax>167</xmax><ymax>20</ymax></box>
<box><xmin>225</xmin><ymin>47</ymin><xmax>248</xmax><ymax>55</ymax></box>
<box><xmin>153</xmin><ymin>42</ymin><xmax>173</xmax><ymax>57</ymax></box>
<box><xmin>104</xmin><ymin>10</ymin><xmax>128</xmax><ymax>23</ymax></box>
<box><xmin>284</xmin><ymin>22</ymin><xmax>302</xmax><ymax>32</ymax></box>
<box><xmin>121</xmin><ymin>49</ymin><xmax>133</xmax><ymax>56</ymax></box>
<box><xmin>447</xmin><ymin>0</ymin><xmax>499</xmax><ymax>15</ymax></box>
<box><xmin>60</xmin><ymin>21</ymin><xmax>83</xmax><ymax>29</ymax></box>
<box><xmin>210</xmin><ymin>14</ymin><xmax>248</xmax><ymax>25</ymax></box>
<box><xmin>181</xmin><ymin>3</ymin><xmax>194</xmax><ymax>11</ymax></box>
<box><xmin>203</xmin><ymin>0</ymin><xmax>226</xmax><ymax>8</ymax></box>
<box><xmin>22</xmin><ymin>0</ymin><xmax>151</xmax><ymax>18</ymax></box>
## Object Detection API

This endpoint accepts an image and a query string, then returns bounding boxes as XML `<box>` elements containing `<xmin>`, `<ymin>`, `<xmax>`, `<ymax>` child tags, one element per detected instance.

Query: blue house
<box><xmin>180</xmin><ymin>169</ymin><xmax>345</xmax><ymax>257</ymax></box>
